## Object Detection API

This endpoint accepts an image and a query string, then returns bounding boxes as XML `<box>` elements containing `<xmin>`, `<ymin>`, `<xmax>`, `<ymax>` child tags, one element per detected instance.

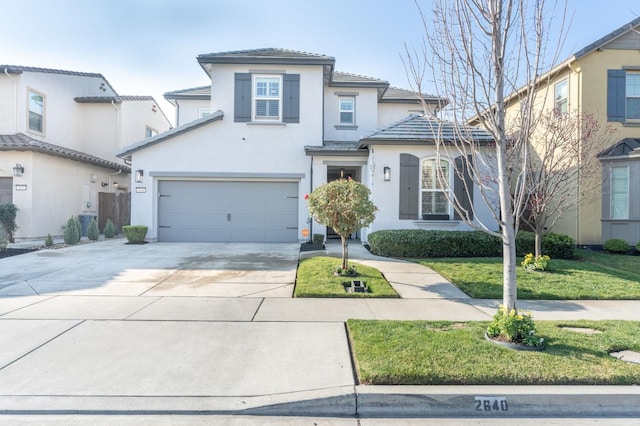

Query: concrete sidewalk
<box><xmin>1</xmin><ymin>239</ymin><xmax>639</xmax><ymax>419</ymax></box>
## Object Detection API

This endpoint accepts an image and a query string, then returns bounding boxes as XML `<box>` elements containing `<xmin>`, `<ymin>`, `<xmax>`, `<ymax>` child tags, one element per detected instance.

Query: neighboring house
<box><xmin>117</xmin><ymin>48</ymin><xmax>497</xmax><ymax>243</ymax></box>
<box><xmin>0</xmin><ymin>66</ymin><xmax>171</xmax><ymax>240</ymax></box>
<box><xmin>471</xmin><ymin>17</ymin><xmax>640</xmax><ymax>247</ymax></box>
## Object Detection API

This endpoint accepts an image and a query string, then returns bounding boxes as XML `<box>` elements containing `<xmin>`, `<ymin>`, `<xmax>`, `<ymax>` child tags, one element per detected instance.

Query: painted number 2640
<box><xmin>475</xmin><ymin>396</ymin><xmax>508</xmax><ymax>412</ymax></box>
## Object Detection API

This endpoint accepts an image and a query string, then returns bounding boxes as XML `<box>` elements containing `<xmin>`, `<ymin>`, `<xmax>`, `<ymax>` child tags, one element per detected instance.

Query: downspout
<box><xmin>174</xmin><ymin>99</ymin><xmax>180</xmax><ymax>127</ymax></box>
<box><xmin>4</xmin><ymin>68</ymin><xmax>18</xmax><ymax>133</ymax></box>
<box><xmin>109</xmin><ymin>169</ymin><xmax>122</xmax><ymax>193</ymax></box>
<box><xmin>111</xmin><ymin>100</ymin><xmax>120</xmax><ymax>154</ymax></box>
<box><xmin>568</xmin><ymin>61</ymin><xmax>583</xmax><ymax>245</ymax></box>
<box><xmin>309</xmin><ymin>155</ymin><xmax>314</xmax><ymax>238</ymax></box>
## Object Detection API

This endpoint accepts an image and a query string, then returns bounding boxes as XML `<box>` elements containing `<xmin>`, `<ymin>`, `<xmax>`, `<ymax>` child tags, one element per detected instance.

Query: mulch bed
<box><xmin>0</xmin><ymin>248</ymin><xmax>38</xmax><ymax>259</ymax></box>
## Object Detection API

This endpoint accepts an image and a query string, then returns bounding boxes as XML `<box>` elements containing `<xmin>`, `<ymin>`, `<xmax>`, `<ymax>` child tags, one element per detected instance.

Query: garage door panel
<box><xmin>158</xmin><ymin>181</ymin><xmax>299</xmax><ymax>242</ymax></box>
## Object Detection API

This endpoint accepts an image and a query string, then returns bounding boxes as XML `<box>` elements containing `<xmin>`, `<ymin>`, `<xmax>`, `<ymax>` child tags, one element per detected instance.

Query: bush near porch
<box><xmin>367</xmin><ymin>229</ymin><xmax>574</xmax><ymax>259</ymax></box>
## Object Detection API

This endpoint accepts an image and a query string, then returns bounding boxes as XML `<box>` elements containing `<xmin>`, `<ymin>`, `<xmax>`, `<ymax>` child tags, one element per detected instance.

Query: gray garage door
<box><xmin>157</xmin><ymin>180</ymin><xmax>299</xmax><ymax>242</ymax></box>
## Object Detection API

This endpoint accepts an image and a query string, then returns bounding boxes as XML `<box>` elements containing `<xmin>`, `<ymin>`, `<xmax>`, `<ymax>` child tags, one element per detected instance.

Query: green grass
<box><xmin>294</xmin><ymin>256</ymin><xmax>399</xmax><ymax>298</ymax></box>
<box><xmin>347</xmin><ymin>319</ymin><xmax>640</xmax><ymax>385</ymax></box>
<box><xmin>418</xmin><ymin>251</ymin><xmax>640</xmax><ymax>299</ymax></box>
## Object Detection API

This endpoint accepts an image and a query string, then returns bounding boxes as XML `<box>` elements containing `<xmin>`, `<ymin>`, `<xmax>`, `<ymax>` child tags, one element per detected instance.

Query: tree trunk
<box><xmin>534</xmin><ymin>227</ymin><xmax>543</xmax><ymax>258</ymax></box>
<box><xmin>341</xmin><ymin>234</ymin><xmax>349</xmax><ymax>270</ymax></box>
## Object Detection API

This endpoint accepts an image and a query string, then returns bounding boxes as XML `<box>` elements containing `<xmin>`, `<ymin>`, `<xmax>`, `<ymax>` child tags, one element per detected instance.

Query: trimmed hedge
<box><xmin>367</xmin><ymin>230</ymin><xmax>575</xmax><ymax>259</ymax></box>
<box><xmin>603</xmin><ymin>238</ymin><xmax>630</xmax><ymax>254</ymax></box>
<box><xmin>123</xmin><ymin>225</ymin><xmax>147</xmax><ymax>243</ymax></box>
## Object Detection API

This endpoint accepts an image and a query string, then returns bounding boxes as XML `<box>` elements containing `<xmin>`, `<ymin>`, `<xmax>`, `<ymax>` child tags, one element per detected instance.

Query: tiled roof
<box><xmin>380</xmin><ymin>86</ymin><xmax>445</xmax><ymax>105</ymax></box>
<box><xmin>197</xmin><ymin>48</ymin><xmax>335</xmax><ymax>67</ymax></box>
<box><xmin>117</xmin><ymin>110</ymin><xmax>224</xmax><ymax>159</ymax></box>
<box><xmin>74</xmin><ymin>95</ymin><xmax>156</xmax><ymax>103</ymax></box>
<box><xmin>598</xmin><ymin>138</ymin><xmax>640</xmax><ymax>159</ymax></box>
<box><xmin>0</xmin><ymin>133</ymin><xmax>130</xmax><ymax>172</ymax></box>
<box><xmin>331</xmin><ymin>71</ymin><xmax>388</xmax><ymax>86</ymax></box>
<box><xmin>304</xmin><ymin>141</ymin><xmax>368</xmax><ymax>156</ymax></box>
<box><xmin>164</xmin><ymin>85</ymin><xmax>211</xmax><ymax>100</ymax></box>
<box><xmin>199</xmin><ymin>48</ymin><xmax>334</xmax><ymax>60</ymax></box>
<box><xmin>0</xmin><ymin>65</ymin><xmax>104</xmax><ymax>78</ymax></box>
<box><xmin>74</xmin><ymin>96</ymin><xmax>121</xmax><ymax>104</ymax></box>
<box><xmin>574</xmin><ymin>16</ymin><xmax>640</xmax><ymax>59</ymax></box>
<box><xmin>359</xmin><ymin>114</ymin><xmax>494</xmax><ymax>147</ymax></box>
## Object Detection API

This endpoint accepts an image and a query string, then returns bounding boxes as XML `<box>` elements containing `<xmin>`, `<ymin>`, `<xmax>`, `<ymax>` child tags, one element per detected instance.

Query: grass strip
<box><xmin>347</xmin><ymin>319</ymin><xmax>640</xmax><ymax>385</ymax></box>
<box><xmin>295</xmin><ymin>256</ymin><xmax>398</xmax><ymax>298</ymax></box>
<box><xmin>418</xmin><ymin>251</ymin><xmax>640</xmax><ymax>299</ymax></box>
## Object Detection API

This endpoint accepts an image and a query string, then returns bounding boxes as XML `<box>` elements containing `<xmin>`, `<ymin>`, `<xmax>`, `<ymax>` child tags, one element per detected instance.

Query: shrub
<box><xmin>312</xmin><ymin>233</ymin><xmax>324</xmax><ymax>245</ymax></box>
<box><xmin>637</xmin><ymin>241</ymin><xmax>640</xmax><ymax>252</ymax></box>
<box><xmin>45</xmin><ymin>234</ymin><xmax>54</xmax><ymax>247</ymax></box>
<box><xmin>0</xmin><ymin>225</ymin><xmax>7</xmax><ymax>252</ymax></box>
<box><xmin>63</xmin><ymin>216</ymin><xmax>81</xmax><ymax>244</ymax></box>
<box><xmin>123</xmin><ymin>225</ymin><xmax>147</xmax><ymax>243</ymax></box>
<box><xmin>103</xmin><ymin>219</ymin><xmax>117</xmax><ymax>238</ymax></box>
<box><xmin>87</xmin><ymin>217</ymin><xmax>100</xmax><ymax>241</ymax></box>
<box><xmin>603</xmin><ymin>238</ymin><xmax>630</xmax><ymax>254</ymax></box>
<box><xmin>368</xmin><ymin>229</ymin><xmax>575</xmax><ymax>258</ymax></box>
<box><xmin>0</xmin><ymin>203</ymin><xmax>19</xmax><ymax>243</ymax></box>
<box><xmin>521</xmin><ymin>253</ymin><xmax>551</xmax><ymax>271</ymax></box>
<box><xmin>486</xmin><ymin>305</ymin><xmax>543</xmax><ymax>347</ymax></box>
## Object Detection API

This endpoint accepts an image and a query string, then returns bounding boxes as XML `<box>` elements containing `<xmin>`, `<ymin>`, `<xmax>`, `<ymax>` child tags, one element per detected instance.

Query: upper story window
<box><xmin>607</xmin><ymin>69</ymin><xmax>640</xmax><ymax>122</ymax></box>
<box><xmin>339</xmin><ymin>96</ymin><xmax>355</xmax><ymax>125</ymax></box>
<box><xmin>625</xmin><ymin>72</ymin><xmax>640</xmax><ymax>120</ymax></box>
<box><xmin>254</xmin><ymin>75</ymin><xmax>282</xmax><ymax>121</ymax></box>
<box><xmin>554</xmin><ymin>79</ymin><xmax>568</xmax><ymax>115</ymax></box>
<box><xmin>198</xmin><ymin>107</ymin><xmax>211</xmax><ymax>118</ymax></box>
<box><xmin>145</xmin><ymin>127</ymin><xmax>158</xmax><ymax>138</ymax></box>
<box><xmin>610</xmin><ymin>166</ymin><xmax>629</xmax><ymax>219</ymax></box>
<box><xmin>421</xmin><ymin>158</ymin><xmax>451</xmax><ymax>220</ymax></box>
<box><xmin>234</xmin><ymin>73</ymin><xmax>299</xmax><ymax>124</ymax></box>
<box><xmin>28</xmin><ymin>90</ymin><xmax>45</xmax><ymax>134</ymax></box>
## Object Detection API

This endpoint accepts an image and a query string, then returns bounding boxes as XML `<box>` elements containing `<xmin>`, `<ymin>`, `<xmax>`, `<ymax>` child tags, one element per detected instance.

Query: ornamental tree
<box><xmin>306</xmin><ymin>178</ymin><xmax>377</xmax><ymax>270</ymax></box>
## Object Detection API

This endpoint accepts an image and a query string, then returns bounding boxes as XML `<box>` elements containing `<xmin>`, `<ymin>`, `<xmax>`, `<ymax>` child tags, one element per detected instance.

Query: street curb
<box><xmin>356</xmin><ymin>385</ymin><xmax>640</xmax><ymax>417</ymax></box>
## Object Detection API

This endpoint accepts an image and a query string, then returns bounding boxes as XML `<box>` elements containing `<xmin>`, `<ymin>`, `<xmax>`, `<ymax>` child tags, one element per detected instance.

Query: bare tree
<box><xmin>404</xmin><ymin>0</ymin><xmax>566</xmax><ymax>310</ymax></box>
<box><xmin>522</xmin><ymin>110</ymin><xmax>617</xmax><ymax>257</ymax></box>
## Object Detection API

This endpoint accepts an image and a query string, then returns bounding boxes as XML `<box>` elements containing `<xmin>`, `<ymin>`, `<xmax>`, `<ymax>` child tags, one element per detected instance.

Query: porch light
<box><xmin>383</xmin><ymin>166</ymin><xmax>391</xmax><ymax>181</ymax></box>
<box><xmin>12</xmin><ymin>163</ymin><xmax>24</xmax><ymax>177</ymax></box>
<box><xmin>135</xmin><ymin>169</ymin><xmax>144</xmax><ymax>183</ymax></box>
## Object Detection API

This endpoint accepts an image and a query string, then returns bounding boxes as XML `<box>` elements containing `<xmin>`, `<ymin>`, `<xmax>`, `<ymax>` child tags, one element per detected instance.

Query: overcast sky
<box><xmin>2</xmin><ymin>0</ymin><xmax>639</xmax><ymax>124</ymax></box>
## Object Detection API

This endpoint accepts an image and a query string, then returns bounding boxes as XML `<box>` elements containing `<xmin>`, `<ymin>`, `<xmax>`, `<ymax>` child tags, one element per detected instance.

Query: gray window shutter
<box><xmin>607</xmin><ymin>70</ymin><xmax>626</xmax><ymax>122</ymax></box>
<box><xmin>454</xmin><ymin>155</ymin><xmax>474</xmax><ymax>220</ymax></box>
<box><xmin>399</xmin><ymin>153</ymin><xmax>419</xmax><ymax>219</ymax></box>
<box><xmin>234</xmin><ymin>73</ymin><xmax>251</xmax><ymax>122</ymax></box>
<box><xmin>283</xmin><ymin>74</ymin><xmax>300</xmax><ymax>123</ymax></box>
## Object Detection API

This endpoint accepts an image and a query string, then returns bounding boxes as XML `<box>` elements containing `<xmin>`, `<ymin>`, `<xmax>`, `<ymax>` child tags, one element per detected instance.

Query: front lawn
<box><xmin>295</xmin><ymin>256</ymin><xmax>399</xmax><ymax>298</ymax></box>
<box><xmin>347</xmin><ymin>319</ymin><xmax>640</xmax><ymax>385</ymax></box>
<box><xmin>418</xmin><ymin>249</ymin><xmax>640</xmax><ymax>299</ymax></box>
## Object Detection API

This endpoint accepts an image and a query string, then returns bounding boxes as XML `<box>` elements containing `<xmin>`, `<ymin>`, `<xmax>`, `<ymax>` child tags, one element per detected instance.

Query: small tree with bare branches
<box><xmin>404</xmin><ymin>0</ymin><xmax>567</xmax><ymax>311</ymax></box>
<box><xmin>522</xmin><ymin>110</ymin><xmax>617</xmax><ymax>257</ymax></box>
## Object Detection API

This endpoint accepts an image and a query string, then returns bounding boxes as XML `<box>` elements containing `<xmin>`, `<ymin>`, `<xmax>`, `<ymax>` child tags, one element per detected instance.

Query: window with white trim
<box><xmin>626</xmin><ymin>72</ymin><xmax>640</xmax><ymax>120</ymax></box>
<box><xmin>610</xmin><ymin>166</ymin><xmax>629</xmax><ymax>219</ymax></box>
<box><xmin>554</xmin><ymin>79</ymin><xmax>568</xmax><ymax>115</ymax></box>
<box><xmin>254</xmin><ymin>75</ymin><xmax>281</xmax><ymax>120</ymax></box>
<box><xmin>339</xmin><ymin>96</ymin><xmax>355</xmax><ymax>125</ymax></box>
<box><xmin>421</xmin><ymin>158</ymin><xmax>451</xmax><ymax>219</ymax></box>
<box><xmin>28</xmin><ymin>90</ymin><xmax>45</xmax><ymax>134</ymax></box>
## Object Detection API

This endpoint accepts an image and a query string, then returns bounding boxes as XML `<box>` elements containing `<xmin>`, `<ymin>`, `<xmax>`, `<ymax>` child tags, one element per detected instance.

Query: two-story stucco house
<box><xmin>473</xmin><ymin>17</ymin><xmax>640</xmax><ymax>247</ymax></box>
<box><xmin>117</xmin><ymin>48</ymin><xmax>498</xmax><ymax>243</ymax></box>
<box><xmin>0</xmin><ymin>66</ymin><xmax>172</xmax><ymax>240</ymax></box>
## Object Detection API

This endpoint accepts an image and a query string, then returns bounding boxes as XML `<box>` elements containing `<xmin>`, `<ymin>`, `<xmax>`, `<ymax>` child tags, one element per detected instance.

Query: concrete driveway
<box><xmin>0</xmin><ymin>239</ymin><xmax>300</xmax><ymax>298</ymax></box>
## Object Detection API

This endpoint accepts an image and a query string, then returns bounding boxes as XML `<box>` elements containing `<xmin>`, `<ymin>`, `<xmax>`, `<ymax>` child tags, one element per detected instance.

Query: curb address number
<box><xmin>475</xmin><ymin>396</ymin><xmax>508</xmax><ymax>412</ymax></box>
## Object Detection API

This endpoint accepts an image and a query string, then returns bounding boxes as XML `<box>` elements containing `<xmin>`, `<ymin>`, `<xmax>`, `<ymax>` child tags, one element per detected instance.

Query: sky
<box><xmin>2</xmin><ymin>0</ymin><xmax>639</xmax><ymax>125</ymax></box>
